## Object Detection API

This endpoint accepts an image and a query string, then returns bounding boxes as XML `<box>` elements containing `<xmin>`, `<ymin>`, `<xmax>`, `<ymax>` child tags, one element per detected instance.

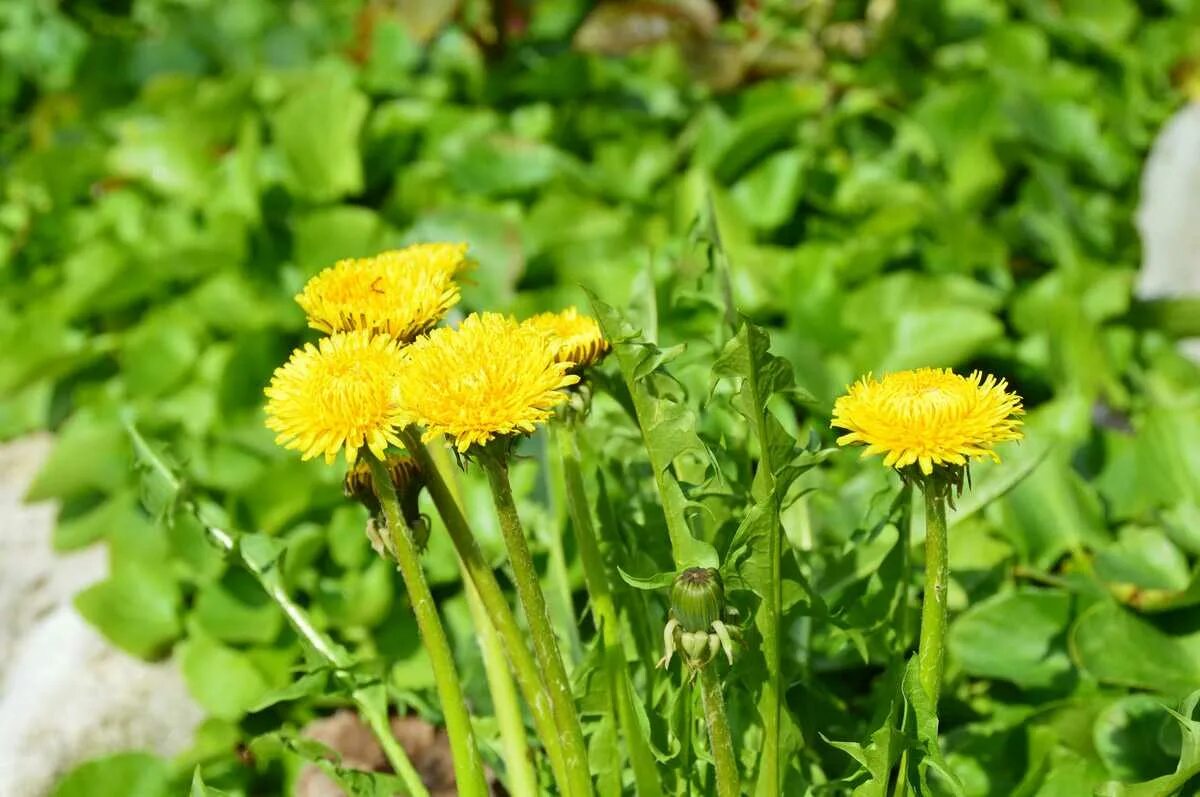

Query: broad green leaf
<box><xmin>270</xmin><ymin>68</ymin><xmax>368</xmax><ymax>201</ymax></box>
<box><xmin>53</xmin><ymin>490</ymin><xmax>144</xmax><ymax>551</ymax></box>
<box><xmin>121</xmin><ymin>321</ymin><xmax>200</xmax><ymax>397</ymax></box>
<box><xmin>179</xmin><ymin>633</ymin><xmax>272</xmax><ymax>720</ymax></box>
<box><xmin>1097</xmin><ymin>528</ymin><xmax>1191</xmax><ymax>597</ymax></box>
<box><xmin>1098</xmin><ymin>691</ymin><xmax>1200</xmax><ymax>796</ymax></box>
<box><xmin>193</xmin><ymin>570</ymin><xmax>285</xmax><ymax>644</ymax></box>
<box><xmin>26</xmin><ymin>410</ymin><xmax>129</xmax><ymax>502</ymax></box>
<box><xmin>52</xmin><ymin>753</ymin><xmax>172</xmax><ymax>797</ymax></box>
<box><xmin>949</xmin><ymin>589</ymin><xmax>1073</xmax><ymax>690</ymax></box>
<box><xmin>1072</xmin><ymin>603</ymin><xmax>1200</xmax><ymax>697</ymax></box>
<box><xmin>74</xmin><ymin>563</ymin><xmax>182</xmax><ymax>659</ymax></box>
<box><xmin>1093</xmin><ymin>695</ymin><xmax>1178</xmax><ymax>783</ymax></box>
<box><xmin>993</xmin><ymin>448</ymin><xmax>1108</xmax><ymax>568</ymax></box>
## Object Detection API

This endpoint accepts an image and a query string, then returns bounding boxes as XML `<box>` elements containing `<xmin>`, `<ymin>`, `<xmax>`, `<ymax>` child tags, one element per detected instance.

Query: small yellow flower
<box><xmin>831</xmin><ymin>368</ymin><xmax>1024</xmax><ymax>476</ymax></box>
<box><xmin>295</xmin><ymin>243</ymin><xmax>468</xmax><ymax>342</ymax></box>
<box><xmin>265</xmin><ymin>331</ymin><xmax>406</xmax><ymax>465</ymax></box>
<box><xmin>523</xmin><ymin>307</ymin><xmax>610</xmax><ymax>369</ymax></box>
<box><xmin>395</xmin><ymin>313</ymin><xmax>580</xmax><ymax>452</ymax></box>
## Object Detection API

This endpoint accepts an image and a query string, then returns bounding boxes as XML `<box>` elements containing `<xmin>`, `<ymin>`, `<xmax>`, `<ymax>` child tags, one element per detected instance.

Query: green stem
<box><xmin>359</xmin><ymin>697</ymin><xmax>429</xmax><ymax>797</ymax></box>
<box><xmin>559</xmin><ymin>423</ymin><xmax>663</xmax><ymax>797</ymax></box>
<box><xmin>398</xmin><ymin>428</ymin><xmax>573</xmax><ymax>796</ymax></box>
<box><xmin>699</xmin><ymin>667</ymin><xmax>740</xmax><ymax>797</ymax></box>
<box><xmin>478</xmin><ymin>448</ymin><xmax>593</xmax><ymax>797</ymax></box>
<box><xmin>917</xmin><ymin>485</ymin><xmax>949</xmax><ymax>709</ymax></box>
<box><xmin>426</xmin><ymin>442</ymin><xmax>538</xmax><ymax>797</ymax></box>
<box><xmin>545</xmin><ymin>429</ymin><xmax>583</xmax><ymax>662</ymax></box>
<box><xmin>470</xmin><ymin>581</ymin><xmax>539</xmax><ymax>797</ymax></box>
<box><xmin>369</xmin><ymin>456</ymin><xmax>489</xmax><ymax>797</ymax></box>
<box><xmin>891</xmin><ymin>483</ymin><xmax>914</xmax><ymax>797</ymax></box>
<box><xmin>205</xmin><ymin>519</ymin><xmax>428</xmax><ymax>797</ymax></box>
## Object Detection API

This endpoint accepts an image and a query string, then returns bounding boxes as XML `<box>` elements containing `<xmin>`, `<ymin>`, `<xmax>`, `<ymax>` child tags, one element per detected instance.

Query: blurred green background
<box><xmin>4</xmin><ymin>0</ymin><xmax>1200</xmax><ymax>795</ymax></box>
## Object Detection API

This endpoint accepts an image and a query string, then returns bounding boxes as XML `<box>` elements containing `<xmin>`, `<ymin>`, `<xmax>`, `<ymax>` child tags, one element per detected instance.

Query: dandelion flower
<box><xmin>265</xmin><ymin>331</ymin><xmax>406</xmax><ymax>465</ymax></box>
<box><xmin>399</xmin><ymin>242</ymin><xmax>473</xmax><ymax>277</ymax></box>
<box><xmin>523</xmin><ymin>307</ymin><xmax>610</xmax><ymax>369</ymax></box>
<box><xmin>395</xmin><ymin>312</ymin><xmax>579</xmax><ymax>452</ymax></box>
<box><xmin>295</xmin><ymin>244</ymin><xmax>467</xmax><ymax>342</ymax></box>
<box><xmin>831</xmin><ymin>368</ymin><xmax>1023</xmax><ymax>476</ymax></box>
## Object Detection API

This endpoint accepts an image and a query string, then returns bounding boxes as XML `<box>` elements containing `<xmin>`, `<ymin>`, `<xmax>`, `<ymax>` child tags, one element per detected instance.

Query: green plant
<box><xmin>6</xmin><ymin>2</ymin><xmax>1200</xmax><ymax>796</ymax></box>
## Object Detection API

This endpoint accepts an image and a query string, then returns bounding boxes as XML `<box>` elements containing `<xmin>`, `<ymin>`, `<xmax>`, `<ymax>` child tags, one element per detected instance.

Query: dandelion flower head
<box><xmin>523</xmin><ymin>307</ymin><xmax>610</xmax><ymax>369</ymax></box>
<box><xmin>265</xmin><ymin>331</ymin><xmax>406</xmax><ymax>465</ymax></box>
<box><xmin>831</xmin><ymin>368</ymin><xmax>1024</xmax><ymax>476</ymax></box>
<box><xmin>395</xmin><ymin>312</ymin><xmax>579</xmax><ymax>452</ymax></box>
<box><xmin>295</xmin><ymin>243</ymin><xmax>468</xmax><ymax>342</ymax></box>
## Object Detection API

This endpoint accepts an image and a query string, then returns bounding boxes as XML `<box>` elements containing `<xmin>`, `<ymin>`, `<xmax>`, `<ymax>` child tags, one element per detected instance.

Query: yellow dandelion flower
<box><xmin>398</xmin><ymin>242</ymin><xmax>473</xmax><ymax>277</ymax></box>
<box><xmin>831</xmin><ymin>368</ymin><xmax>1024</xmax><ymax>476</ymax></box>
<box><xmin>295</xmin><ymin>243</ymin><xmax>467</xmax><ymax>342</ymax></box>
<box><xmin>265</xmin><ymin>331</ymin><xmax>406</xmax><ymax>465</ymax></box>
<box><xmin>523</xmin><ymin>307</ymin><xmax>610</xmax><ymax>369</ymax></box>
<box><xmin>395</xmin><ymin>312</ymin><xmax>580</xmax><ymax>452</ymax></box>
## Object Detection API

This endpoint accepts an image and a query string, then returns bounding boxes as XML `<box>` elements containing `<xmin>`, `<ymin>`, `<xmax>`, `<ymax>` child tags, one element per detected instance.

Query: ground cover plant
<box><xmin>4</xmin><ymin>1</ymin><xmax>1200</xmax><ymax>795</ymax></box>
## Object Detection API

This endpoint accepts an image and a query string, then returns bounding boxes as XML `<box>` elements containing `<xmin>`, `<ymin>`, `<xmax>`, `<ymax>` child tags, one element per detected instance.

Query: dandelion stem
<box><xmin>199</xmin><ymin>514</ymin><xmax>427</xmax><ymax>796</ymax></box>
<box><xmin>398</xmin><ymin>427</ymin><xmax>573</xmax><ymax>796</ymax></box>
<box><xmin>917</xmin><ymin>484</ymin><xmax>950</xmax><ymax>709</ymax></box>
<box><xmin>425</xmin><ymin>441</ymin><xmax>538</xmax><ymax>797</ymax></box>
<box><xmin>558</xmin><ymin>422</ymin><xmax>663</xmax><ymax>797</ymax></box>
<box><xmin>368</xmin><ymin>455</ymin><xmax>489</xmax><ymax>797</ymax></box>
<box><xmin>479</xmin><ymin>446</ymin><xmax>593</xmax><ymax>797</ymax></box>
<box><xmin>359</xmin><ymin>699</ymin><xmax>430</xmax><ymax>797</ymax></box>
<box><xmin>699</xmin><ymin>667</ymin><xmax>740</xmax><ymax>797</ymax></box>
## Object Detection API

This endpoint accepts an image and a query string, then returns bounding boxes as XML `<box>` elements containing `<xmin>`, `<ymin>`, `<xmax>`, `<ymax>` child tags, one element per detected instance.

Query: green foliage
<box><xmin>6</xmin><ymin>0</ymin><xmax>1200</xmax><ymax>795</ymax></box>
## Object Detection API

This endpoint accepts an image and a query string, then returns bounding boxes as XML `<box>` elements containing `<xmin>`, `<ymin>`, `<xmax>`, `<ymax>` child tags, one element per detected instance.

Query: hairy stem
<box><xmin>917</xmin><ymin>485</ymin><xmax>950</xmax><ymax>709</ymax></box>
<box><xmin>425</xmin><ymin>441</ymin><xmax>538</xmax><ymax>797</ymax></box>
<box><xmin>699</xmin><ymin>667</ymin><xmax>740</xmax><ymax>797</ymax></box>
<box><xmin>369</xmin><ymin>455</ymin><xmax>489</xmax><ymax>797</ymax></box>
<box><xmin>558</xmin><ymin>423</ymin><xmax>662</xmax><ymax>797</ymax></box>
<box><xmin>479</xmin><ymin>448</ymin><xmax>593</xmax><ymax>797</ymax></box>
<box><xmin>398</xmin><ymin>427</ymin><xmax>573</xmax><ymax>796</ymax></box>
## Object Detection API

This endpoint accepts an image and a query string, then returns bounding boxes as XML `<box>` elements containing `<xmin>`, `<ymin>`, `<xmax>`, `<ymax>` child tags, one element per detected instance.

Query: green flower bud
<box><xmin>344</xmin><ymin>455</ymin><xmax>424</xmax><ymax>523</ymax></box>
<box><xmin>671</xmin><ymin>567</ymin><xmax>725</xmax><ymax>633</ymax></box>
<box><xmin>344</xmin><ymin>455</ymin><xmax>428</xmax><ymax>552</ymax></box>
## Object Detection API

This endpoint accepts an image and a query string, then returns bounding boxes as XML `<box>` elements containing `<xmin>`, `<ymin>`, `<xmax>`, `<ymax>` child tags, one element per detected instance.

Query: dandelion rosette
<box><xmin>265</xmin><ymin>331</ymin><xmax>406</xmax><ymax>465</ymax></box>
<box><xmin>523</xmin><ymin>307</ymin><xmax>610</xmax><ymax>370</ymax></box>
<box><xmin>395</xmin><ymin>312</ymin><xmax>580</xmax><ymax>453</ymax></box>
<box><xmin>831</xmin><ymin>368</ymin><xmax>1024</xmax><ymax>476</ymax></box>
<box><xmin>295</xmin><ymin>243</ymin><xmax>468</xmax><ymax>342</ymax></box>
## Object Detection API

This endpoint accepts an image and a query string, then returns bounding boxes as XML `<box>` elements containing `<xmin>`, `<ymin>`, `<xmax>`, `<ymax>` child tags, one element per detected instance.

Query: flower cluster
<box><xmin>264</xmin><ymin>242</ymin><xmax>610</xmax><ymax>467</ymax></box>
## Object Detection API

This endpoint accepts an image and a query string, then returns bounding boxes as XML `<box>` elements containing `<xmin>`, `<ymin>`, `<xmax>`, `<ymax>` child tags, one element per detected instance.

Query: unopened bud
<box><xmin>671</xmin><ymin>567</ymin><xmax>725</xmax><ymax>633</ymax></box>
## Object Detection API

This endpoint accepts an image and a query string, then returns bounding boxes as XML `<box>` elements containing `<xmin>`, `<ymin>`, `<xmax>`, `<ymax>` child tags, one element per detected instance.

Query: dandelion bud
<box><xmin>659</xmin><ymin>568</ymin><xmax>739</xmax><ymax>679</ymax></box>
<box><xmin>671</xmin><ymin>568</ymin><xmax>725</xmax><ymax>633</ymax></box>
<box><xmin>344</xmin><ymin>455</ymin><xmax>427</xmax><ymax>549</ymax></box>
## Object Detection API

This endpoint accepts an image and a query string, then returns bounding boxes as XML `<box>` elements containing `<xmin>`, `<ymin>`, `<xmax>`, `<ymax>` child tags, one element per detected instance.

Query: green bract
<box><xmin>4</xmin><ymin>2</ymin><xmax>1200</xmax><ymax>796</ymax></box>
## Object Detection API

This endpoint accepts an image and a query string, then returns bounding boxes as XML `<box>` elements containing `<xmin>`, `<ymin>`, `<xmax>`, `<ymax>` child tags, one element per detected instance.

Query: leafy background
<box><xmin>4</xmin><ymin>0</ymin><xmax>1200</xmax><ymax>795</ymax></box>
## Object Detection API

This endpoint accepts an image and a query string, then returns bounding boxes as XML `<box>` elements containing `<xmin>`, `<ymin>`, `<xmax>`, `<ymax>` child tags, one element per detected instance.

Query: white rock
<box><xmin>1136</xmin><ymin>102</ymin><xmax>1200</xmax><ymax>361</ymax></box>
<box><xmin>0</xmin><ymin>435</ymin><xmax>204</xmax><ymax>797</ymax></box>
